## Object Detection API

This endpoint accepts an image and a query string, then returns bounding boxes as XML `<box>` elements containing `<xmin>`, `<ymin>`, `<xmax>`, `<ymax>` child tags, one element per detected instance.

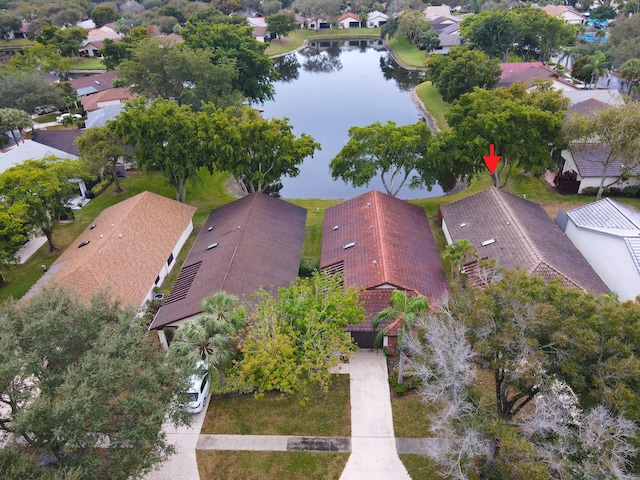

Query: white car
<box><xmin>181</xmin><ymin>366</ymin><xmax>211</xmax><ymax>414</ymax></box>
<box><xmin>56</xmin><ymin>113</ymin><xmax>82</xmax><ymax>123</ymax></box>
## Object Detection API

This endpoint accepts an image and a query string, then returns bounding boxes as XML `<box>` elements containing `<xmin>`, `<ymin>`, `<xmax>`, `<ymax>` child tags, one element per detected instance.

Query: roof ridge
<box><xmin>492</xmin><ymin>188</ymin><xmax>544</xmax><ymax>265</ymax></box>
<box><xmin>372</xmin><ymin>191</ymin><xmax>391</xmax><ymax>282</ymax></box>
<box><xmin>606</xmin><ymin>198</ymin><xmax>640</xmax><ymax>229</ymax></box>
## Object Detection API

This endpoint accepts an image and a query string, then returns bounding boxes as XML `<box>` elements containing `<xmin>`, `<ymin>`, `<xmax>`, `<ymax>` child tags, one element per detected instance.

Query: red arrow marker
<box><xmin>483</xmin><ymin>144</ymin><xmax>501</xmax><ymax>175</ymax></box>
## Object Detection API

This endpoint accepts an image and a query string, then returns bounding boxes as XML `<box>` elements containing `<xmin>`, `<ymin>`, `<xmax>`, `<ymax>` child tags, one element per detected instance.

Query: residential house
<box><xmin>556</xmin><ymin>98</ymin><xmax>640</xmax><ymax>194</ymax></box>
<box><xmin>425</xmin><ymin>5</ymin><xmax>452</xmax><ymax>20</ymax></box>
<box><xmin>81</xmin><ymin>87</ymin><xmax>133</xmax><ymax>113</ymax></box>
<box><xmin>439</xmin><ymin>187</ymin><xmax>609</xmax><ymax>294</ymax></box>
<box><xmin>559</xmin><ymin>143</ymin><xmax>640</xmax><ymax>194</ymax></box>
<box><xmin>366</xmin><ymin>11</ymin><xmax>388</xmax><ymax>28</ymax></box>
<box><xmin>541</xmin><ymin>5</ymin><xmax>587</xmax><ymax>24</ymax></box>
<box><xmin>0</xmin><ymin>139</ymin><xmax>88</xmax><ymax>197</ymax></box>
<box><xmin>31</xmin><ymin>129</ymin><xmax>81</xmax><ymax>157</ymax></box>
<box><xmin>563</xmin><ymin>89</ymin><xmax>623</xmax><ymax>107</ymax></box>
<box><xmin>497</xmin><ymin>62</ymin><xmax>579</xmax><ymax>90</ymax></box>
<box><xmin>430</xmin><ymin>17</ymin><xmax>461</xmax><ymax>53</ymax></box>
<box><xmin>308</xmin><ymin>17</ymin><xmax>332</xmax><ymax>30</ymax></box>
<box><xmin>149</xmin><ymin>193</ymin><xmax>307</xmax><ymax>349</ymax></box>
<box><xmin>295</xmin><ymin>13</ymin><xmax>306</xmax><ymax>29</ymax></box>
<box><xmin>79</xmin><ymin>24</ymin><xmax>123</xmax><ymax>57</ymax></box>
<box><xmin>69</xmin><ymin>71</ymin><xmax>119</xmax><ymax>98</ymax></box>
<box><xmin>21</xmin><ymin>191</ymin><xmax>197</xmax><ymax>309</ymax></box>
<box><xmin>320</xmin><ymin>190</ymin><xmax>448</xmax><ymax>349</ymax></box>
<box><xmin>557</xmin><ymin>199</ymin><xmax>640</xmax><ymax>302</ymax></box>
<box><xmin>337</xmin><ymin>13</ymin><xmax>361</xmax><ymax>29</ymax></box>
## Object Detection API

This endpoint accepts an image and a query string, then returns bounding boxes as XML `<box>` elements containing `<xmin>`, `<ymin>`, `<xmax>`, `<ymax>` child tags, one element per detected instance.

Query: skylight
<box><xmin>481</xmin><ymin>239</ymin><xmax>496</xmax><ymax>246</ymax></box>
<box><xmin>343</xmin><ymin>242</ymin><xmax>356</xmax><ymax>249</ymax></box>
<box><xmin>206</xmin><ymin>243</ymin><xmax>219</xmax><ymax>250</ymax></box>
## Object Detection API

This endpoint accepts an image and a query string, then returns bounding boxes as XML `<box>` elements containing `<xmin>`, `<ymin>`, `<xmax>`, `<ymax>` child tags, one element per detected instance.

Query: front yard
<box><xmin>201</xmin><ymin>375</ymin><xmax>350</xmax><ymax>436</ymax></box>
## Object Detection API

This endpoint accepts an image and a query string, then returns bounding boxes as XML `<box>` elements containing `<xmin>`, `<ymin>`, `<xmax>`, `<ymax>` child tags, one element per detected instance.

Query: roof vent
<box><xmin>90</xmin><ymin>224</ymin><xmax>96</xmax><ymax>229</ymax></box>
<box><xmin>459</xmin><ymin>223</ymin><xmax>467</xmax><ymax>228</ymax></box>
<box><xmin>372</xmin><ymin>260</ymin><xmax>377</xmax><ymax>266</ymax></box>
<box><xmin>367</xmin><ymin>202</ymin><xmax>371</xmax><ymax>207</ymax></box>
<box><xmin>206</xmin><ymin>243</ymin><xmax>219</xmax><ymax>250</ymax></box>
<box><xmin>333</xmin><ymin>225</ymin><xmax>339</xmax><ymax>230</ymax></box>
<box><xmin>208</xmin><ymin>226</ymin><xmax>213</xmax><ymax>231</ymax></box>
<box><xmin>343</xmin><ymin>242</ymin><xmax>356</xmax><ymax>249</ymax></box>
<box><xmin>95</xmin><ymin>81</ymin><xmax>100</xmax><ymax>85</ymax></box>
<box><xmin>78</xmin><ymin>240</ymin><xmax>90</xmax><ymax>248</ymax></box>
<box><xmin>481</xmin><ymin>238</ymin><xmax>496</xmax><ymax>247</ymax></box>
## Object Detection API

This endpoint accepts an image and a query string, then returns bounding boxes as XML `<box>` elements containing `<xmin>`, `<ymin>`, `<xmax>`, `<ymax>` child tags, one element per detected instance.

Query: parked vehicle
<box><xmin>181</xmin><ymin>364</ymin><xmax>211</xmax><ymax>414</ymax></box>
<box><xmin>56</xmin><ymin>113</ymin><xmax>82</xmax><ymax>123</ymax></box>
<box><xmin>34</xmin><ymin>105</ymin><xmax>56</xmax><ymax>115</ymax></box>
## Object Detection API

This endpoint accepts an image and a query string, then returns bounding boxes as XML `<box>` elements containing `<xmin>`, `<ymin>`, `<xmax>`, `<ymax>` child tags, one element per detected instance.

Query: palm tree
<box><xmin>582</xmin><ymin>50</ymin><xmax>608</xmax><ymax>90</ymax></box>
<box><xmin>372</xmin><ymin>290</ymin><xmax>429</xmax><ymax>385</ymax></box>
<box><xmin>441</xmin><ymin>239</ymin><xmax>478</xmax><ymax>280</ymax></box>
<box><xmin>170</xmin><ymin>291</ymin><xmax>246</xmax><ymax>384</ymax></box>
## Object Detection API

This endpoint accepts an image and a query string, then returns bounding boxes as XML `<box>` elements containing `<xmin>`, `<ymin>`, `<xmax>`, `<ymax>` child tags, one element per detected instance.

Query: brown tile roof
<box><xmin>32</xmin><ymin>129</ymin><xmax>82</xmax><ymax>156</ymax></box>
<box><xmin>439</xmin><ymin>187</ymin><xmax>609</xmax><ymax>294</ymax></box>
<box><xmin>337</xmin><ymin>13</ymin><xmax>361</xmax><ymax>22</ymax></box>
<box><xmin>353</xmin><ymin>289</ymin><xmax>394</xmax><ymax>332</ymax></box>
<box><xmin>69</xmin><ymin>71</ymin><xmax>118</xmax><ymax>93</ymax></box>
<box><xmin>81</xmin><ymin>87</ymin><xmax>133</xmax><ymax>112</ymax></box>
<box><xmin>499</xmin><ymin>62</ymin><xmax>543</xmax><ymax>79</ymax></box>
<box><xmin>497</xmin><ymin>65</ymin><xmax>578</xmax><ymax>89</ymax></box>
<box><xmin>29</xmin><ymin>192</ymin><xmax>196</xmax><ymax>307</ymax></box>
<box><xmin>150</xmin><ymin>193</ymin><xmax>307</xmax><ymax>329</ymax></box>
<box><xmin>320</xmin><ymin>190</ymin><xmax>448</xmax><ymax>301</ymax></box>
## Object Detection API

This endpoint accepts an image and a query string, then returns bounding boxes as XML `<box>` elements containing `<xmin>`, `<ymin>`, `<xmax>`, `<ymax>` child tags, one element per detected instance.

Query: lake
<box><xmin>260</xmin><ymin>40</ymin><xmax>444</xmax><ymax>200</ymax></box>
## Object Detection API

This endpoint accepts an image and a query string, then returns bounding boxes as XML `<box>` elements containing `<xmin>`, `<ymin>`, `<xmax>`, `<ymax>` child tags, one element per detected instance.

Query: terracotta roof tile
<box><xmin>440</xmin><ymin>187</ymin><xmax>609</xmax><ymax>294</ymax></box>
<box><xmin>150</xmin><ymin>193</ymin><xmax>306</xmax><ymax>329</ymax></box>
<box><xmin>321</xmin><ymin>191</ymin><xmax>448</xmax><ymax>302</ymax></box>
<box><xmin>81</xmin><ymin>87</ymin><xmax>133</xmax><ymax>112</ymax></box>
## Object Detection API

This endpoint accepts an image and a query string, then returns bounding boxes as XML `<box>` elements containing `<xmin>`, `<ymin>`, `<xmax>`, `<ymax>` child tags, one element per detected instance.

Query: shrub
<box><xmin>210</xmin><ymin>372</ymin><xmax>255</xmax><ymax>396</ymax></box>
<box><xmin>580</xmin><ymin>187</ymin><xmax>599</xmax><ymax>196</ymax></box>
<box><xmin>298</xmin><ymin>256</ymin><xmax>319</xmax><ymax>277</ymax></box>
<box><xmin>622</xmin><ymin>186</ymin><xmax>640</xmax><ymax>197</ymax></box>
<box><xmin>91</xmin><ymin>177</ymin><xmax>113</xmax><ymax>196</ymax></box>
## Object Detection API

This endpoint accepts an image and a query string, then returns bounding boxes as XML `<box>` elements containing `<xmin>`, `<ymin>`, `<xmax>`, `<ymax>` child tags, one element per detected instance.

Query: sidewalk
<box><xmin>148</xmin><ymin>351</ymin><xmax>420</xmax><ymax>479</ymax></box>
<box><xmin>143</xmin><ymin>402</ymin><xmax>209</xmax><ymax>480</ymax></box>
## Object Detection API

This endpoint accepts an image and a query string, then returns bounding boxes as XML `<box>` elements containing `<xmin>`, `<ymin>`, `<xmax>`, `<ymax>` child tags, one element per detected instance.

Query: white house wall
<box><xmin>441</xmin><ymin>219</ymin><xmax>453</xmax><ymax>245</ymax></box>
<box><xmin>140</xmin><ymin>219</ymin><xmax>195</xmax><ymax>311</ymax></box>
<box><xmin>564</xmin><ymin>221</ymin><xmax>639</xmax><ymax>301</ymax></box>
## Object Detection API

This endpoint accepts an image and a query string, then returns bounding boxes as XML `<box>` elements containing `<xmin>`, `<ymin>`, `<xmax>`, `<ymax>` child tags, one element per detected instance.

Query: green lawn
<box><xmin>415</xmin><ymin>82</ymin><xmax>451</xmax><ymax>130</ymax></box>
<box><xmin>67</xmin><ymin>57</ymin><xmax>105</xmax><ymax>70</ymax></box>
<box><xmin>197</xmin><ymin>451</ymin><xmax>349</xmax><ymax>480</ymax></box>
<box><xmin>386</xmin><ymin>37</ymin><xmax>429</xmax><ymax>69</ymax></box>
<box><xmin>286</xmin><ymin>199</ymin><xmax>341</xmax><ymax>259</ymax></box>
<box><xmin>400</xmin><ymin>454</ymin><xmax>446</xmax><ymax>479</ymax></box>
<box><xmin>392</xmin><ymin>391</ymin><xmax>432</xmax><ymax>438</ymax></box>
<box><xmin>201</xmin><ymin>376</ymin><xmax>350</xmax><ymax>436</ymax></box>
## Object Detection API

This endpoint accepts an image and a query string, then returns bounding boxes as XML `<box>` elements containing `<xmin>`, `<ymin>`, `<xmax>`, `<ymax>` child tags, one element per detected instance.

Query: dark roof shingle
<box><xmin>440</xmin><ymin>187</ymin><xmax>609</xmax><ymax>294</ymax></box>
<box><xmin>150</xmin><ymin>193</ymin><xmax>307</xmax><ymax>329</ymax></box>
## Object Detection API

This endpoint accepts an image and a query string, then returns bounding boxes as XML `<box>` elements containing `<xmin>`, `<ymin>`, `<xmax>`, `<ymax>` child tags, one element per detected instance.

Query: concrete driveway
<box><xmin>143</xmin><ymin>398</ymin><xmax>210</xmax><ymax>480</ymax></box>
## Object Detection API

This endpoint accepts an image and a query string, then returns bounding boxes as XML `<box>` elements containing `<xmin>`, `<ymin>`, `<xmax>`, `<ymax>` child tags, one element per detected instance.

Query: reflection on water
<box><xmin>263</xmin><ymin>40</ymin><xmax>443</xmax><ymax>200</ymax></box>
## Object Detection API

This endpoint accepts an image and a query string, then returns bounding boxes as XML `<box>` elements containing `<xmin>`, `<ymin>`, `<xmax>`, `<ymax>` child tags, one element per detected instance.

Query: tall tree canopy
<box><xmin>112</xmin><ymin>98</ymin><xmax>208</xmax><ymax>203</ymax></box>
<box><xmin>605</xmin><ymin>14</ymin><xmax>640</xmax><ymax>68</ymax></box>
<box><xmin>266</xmin><ymin>12</ymin><xmax>298</xmax><ymax>39</ymax></box>
<box><xmin>118</xmin><ymin>37</ymin><xmax>241</xmax><ymax>109</ymax></box>
<box><xmin>425</xmin><ymin>46</ymin><xmax>501</xmax><ymax>103</ymax></box>
<box><xmin>0</xmin><ymin>70</ymin><xmax>64</xmax><ymax>112</ymax></box>
<box><xmin>405</xmin><ymin>269</ymin><xmax>640</xmax><ymax>479</ymax></box>
<box><xmin>0</xmin><ymin>108</ymin><xmax>31</xmax><ymax>146</ymax></box>
<box><xmin>76</xmin><ymin>126</ymin><xmax>129</xmax><ymax>194</ymax></box>
<box><xmin>0</xmin><ymin>288</ymin><xmax>190</xmax><ymax>479</ymax></box>
<box><xmin>461</xmin><ymin>8</ymin><xmax>576</xmax><ymax>62</ymax></box>
<box><xmin>217</xmin><ymin>106</ymin><xmax>320</xmax><ymax>196</ymax></box>
<box><xmin>237</xmin><ymin>272</ymin><xmax>364</xmax><ymax>399</ymax></box>
<box><xmin>330</xmin><ymin>120</ymin><xmax>433</xmax><ymax>197</ymax></box>
<box><xmin>0</xmin><ymin>156</ymin><xmax>89</xmax><ymax>252</ymax></box>
<box><xmin>440</xmin><ymin>83</ymin><xmax>568</xmax><ymax>188</ymax></box>
<box><xmin>564</xmin><ymin>100</ymin><xmax>640</xmax><ymax>201</ymax></box>
<box><xmin>181</xmin><ymin>22</ymin><xmax>277</xmax><ymax>103</ymax></box>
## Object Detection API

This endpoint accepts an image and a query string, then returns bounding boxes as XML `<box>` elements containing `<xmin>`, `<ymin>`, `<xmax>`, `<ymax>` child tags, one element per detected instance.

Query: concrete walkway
<box><xmin>148</xmin><ymin>351</ymin><xmax>419</xmax><ymax>479</ymax></box>
<box><xmin>143</xmin><ymin>401</ymin><xmax>209</xmax><ymax>480</ymax></box>
<box><xmin>340</xmin><ymin>351</ymin><xmax>412</xmax><ymax>480</ymax></box>
<box><xmin>17</xmin><ymin>236</ymin><xmax>47</xmax><ymax>264</ymax></box>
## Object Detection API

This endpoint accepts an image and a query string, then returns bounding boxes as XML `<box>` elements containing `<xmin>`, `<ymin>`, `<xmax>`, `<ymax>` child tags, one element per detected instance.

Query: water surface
<box><xmin>261</xmin><ymin>40</ymin><xmax>443</xmax><ymax>199</ymax></box>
